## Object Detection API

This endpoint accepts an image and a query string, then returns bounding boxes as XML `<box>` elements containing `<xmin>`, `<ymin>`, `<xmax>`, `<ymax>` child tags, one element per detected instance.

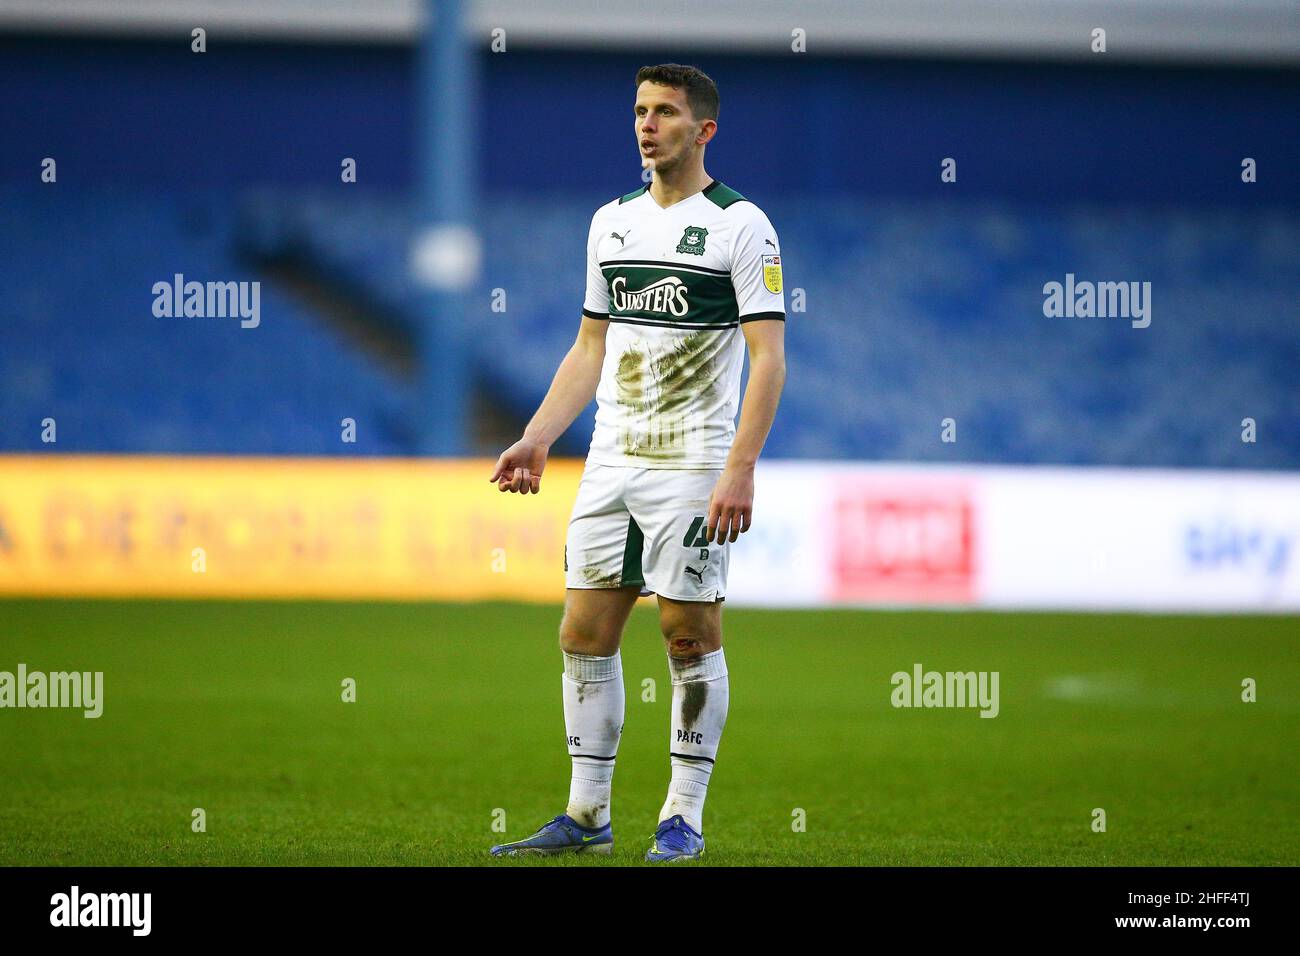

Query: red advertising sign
<box><xmin>831</xmin><ymin>482</ymin><xmax>977</xmax><ymax>604</ymax></box>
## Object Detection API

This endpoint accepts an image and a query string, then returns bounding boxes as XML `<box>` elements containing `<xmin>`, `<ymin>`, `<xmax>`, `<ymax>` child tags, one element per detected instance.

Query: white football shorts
<box><xmin>564</xmin><ymin>461</ymin><xmax>728</xmax><ymax>603</ymax></box>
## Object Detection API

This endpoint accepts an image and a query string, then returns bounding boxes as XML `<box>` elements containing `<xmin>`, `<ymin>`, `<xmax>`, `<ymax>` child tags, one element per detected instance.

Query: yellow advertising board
<box><xmin>0</xmin><ymin>456</ymin><xmax>583</xmax><ymax>601</ymax></box>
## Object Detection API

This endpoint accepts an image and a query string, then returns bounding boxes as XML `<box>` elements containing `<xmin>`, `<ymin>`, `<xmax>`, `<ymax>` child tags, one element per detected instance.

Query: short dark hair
<box><xmin>635</xmin><ymin>64</ymin><xmax>719</xmax><ymax>122</ymax></box>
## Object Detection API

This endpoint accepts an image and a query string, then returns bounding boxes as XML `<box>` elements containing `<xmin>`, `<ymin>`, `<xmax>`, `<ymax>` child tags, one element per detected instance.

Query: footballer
<box><xmin>488</xmin><ymin>64</ymin><xmax>786</xmax><ymax>862</ymax></box>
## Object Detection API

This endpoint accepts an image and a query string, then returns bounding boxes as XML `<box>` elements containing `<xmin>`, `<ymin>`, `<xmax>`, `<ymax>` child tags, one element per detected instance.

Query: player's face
<box><xmin>635</xmin><ymin>82</ymin><xmax>702</xmax><ymax>174</ymax></box>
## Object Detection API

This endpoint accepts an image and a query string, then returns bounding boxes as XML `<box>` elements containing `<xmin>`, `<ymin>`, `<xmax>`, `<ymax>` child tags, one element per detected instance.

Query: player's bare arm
<box><xmin>705</xmin><ymin>317</ymin><xmax>786</xmax><ymax>544</ymax></box>
<box><xmin>488</xmin><ymin>315</ymin><xmax>609</xmax><ymax>494</ymax></box>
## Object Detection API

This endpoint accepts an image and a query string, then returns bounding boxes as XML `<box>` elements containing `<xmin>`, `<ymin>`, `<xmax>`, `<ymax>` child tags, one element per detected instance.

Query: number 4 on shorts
<box><xmin>682</xmin><ymin>515</ymin><xmax>710</xmax><ymax>548</ymax></box>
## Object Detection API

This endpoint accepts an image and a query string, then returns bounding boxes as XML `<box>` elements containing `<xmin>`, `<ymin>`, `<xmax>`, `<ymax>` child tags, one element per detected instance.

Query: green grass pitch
<box><xmin>1</xmin><ymin>599</ymin><xmax>1296</xmax><ymax>866</ymax></box>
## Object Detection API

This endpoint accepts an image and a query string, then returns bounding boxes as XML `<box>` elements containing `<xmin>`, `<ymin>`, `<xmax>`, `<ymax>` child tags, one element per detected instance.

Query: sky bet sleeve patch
<box><xmin>762</xmin><ymin>254</ymin><xmax>782</xmax><ymax>294</ymax></box>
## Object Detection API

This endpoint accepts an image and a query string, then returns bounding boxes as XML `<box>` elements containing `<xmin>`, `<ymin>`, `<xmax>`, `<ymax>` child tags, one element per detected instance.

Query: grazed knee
<box><xmin>661</xmin><ymin>622</ymin><xmax>717</xmax><ymax>658</ymax></box>
<box><xmin>667</xmin><ymin>634</ymin><xmax>705</xmax><ymax>658</ymax></box>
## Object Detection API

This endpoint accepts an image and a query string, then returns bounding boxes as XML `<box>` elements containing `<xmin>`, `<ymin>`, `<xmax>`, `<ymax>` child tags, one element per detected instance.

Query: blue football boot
<box><xmin>489</xmin><ymin>814</ymin><xmax>613</xmax><ymax>857</ymax></box>
<box><xmin>644</xmin><ymin>814</ymin><xmax>705</xmax><ymax>862</ymax></box>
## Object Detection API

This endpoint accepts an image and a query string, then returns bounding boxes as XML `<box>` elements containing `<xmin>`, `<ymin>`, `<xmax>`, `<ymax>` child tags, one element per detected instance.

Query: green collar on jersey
<box><xmin>620</xmin><ymin>179</ymin><xmax>748</xmax><ymax>209</ymax></box>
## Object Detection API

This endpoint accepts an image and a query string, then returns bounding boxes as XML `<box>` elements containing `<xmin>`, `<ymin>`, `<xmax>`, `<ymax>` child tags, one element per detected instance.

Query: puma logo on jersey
<box><xmin>684</xmin><ymin>565</ymin><xmax>705</xmax><ymax>583</ymax></box>
<box><xmin>764</xmin><ymin>238</ymin><xmax>777</xmax><ymax>249</ymax></box>
<box><xmin>610</xmin><ymin>230</ymin><xmax>630</xmax><ymax>246</ymax></box>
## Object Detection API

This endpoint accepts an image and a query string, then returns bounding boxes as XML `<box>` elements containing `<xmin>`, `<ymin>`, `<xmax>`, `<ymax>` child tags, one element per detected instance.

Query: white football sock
<box><xmin>659</xmin><ymin>649</ymin><xmax>728</xmax><ymax>833</ymax></box>
<box><xmin>562</xmin><ymin>650</ymin><xmax>623</xmax><ymax>829</ymax></box>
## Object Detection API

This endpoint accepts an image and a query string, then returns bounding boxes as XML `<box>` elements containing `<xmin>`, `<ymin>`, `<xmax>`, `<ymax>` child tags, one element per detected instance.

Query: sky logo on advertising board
<box><xmin>1185</xmin><ymin>519</ymin><xmax>1292</xmax><ymax>580</ymax></box>
<box><xmin>832</xmin><ymin>484</ymin><xmax>976</xmax><ymax>604</ymax></box>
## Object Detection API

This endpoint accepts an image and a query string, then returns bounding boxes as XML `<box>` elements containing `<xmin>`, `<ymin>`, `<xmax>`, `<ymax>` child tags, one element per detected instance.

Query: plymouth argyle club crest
<box><xmin>676</xmin><ymin>225</ymin><xmax>708</xmax><ymax>255</ymax></box>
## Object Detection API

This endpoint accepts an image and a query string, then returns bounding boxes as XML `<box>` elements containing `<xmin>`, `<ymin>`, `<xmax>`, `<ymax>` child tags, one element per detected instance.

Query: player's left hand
<box><xmin>705</xmin><ymin>465</ymin><xmax>754</xmax><ymax>544</ymax></box>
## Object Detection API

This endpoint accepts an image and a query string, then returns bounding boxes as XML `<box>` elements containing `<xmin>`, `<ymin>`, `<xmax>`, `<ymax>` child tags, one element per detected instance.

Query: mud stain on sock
<box><xmin>680</xmin><ymin>681</ymin><xmax>708</xmax><ymax>728</ymax></box>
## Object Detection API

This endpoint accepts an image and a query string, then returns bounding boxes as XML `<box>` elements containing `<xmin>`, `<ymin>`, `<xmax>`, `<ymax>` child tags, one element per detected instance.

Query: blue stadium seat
<box><xmin>3</xmin><ymin>188</ymin><xmax>1297</xmax><ymax>467</ymax></box>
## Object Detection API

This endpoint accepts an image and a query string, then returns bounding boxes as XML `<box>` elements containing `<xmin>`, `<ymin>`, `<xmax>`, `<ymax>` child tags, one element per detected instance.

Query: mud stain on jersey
<box><xmin>617</xmin><ymin>331</ymin><xmax>721</xmax><ymax>462</ymax></box>
<box><xmin>615</xmin><ymin>348</ymin><xmax>649</xmax><ymax>414</ymax></box>
<box><xmin>654</xmin><ymin>331</ymin><xmax>718</xmax><ymax>416</ymax></box>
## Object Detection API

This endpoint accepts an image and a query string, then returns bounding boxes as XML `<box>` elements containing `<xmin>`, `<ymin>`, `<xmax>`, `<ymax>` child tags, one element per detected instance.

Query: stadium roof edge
<box><xmin>0</xmin><ymin>0</ymin><xmax>1297</xmax><ymax>66</ymax></box>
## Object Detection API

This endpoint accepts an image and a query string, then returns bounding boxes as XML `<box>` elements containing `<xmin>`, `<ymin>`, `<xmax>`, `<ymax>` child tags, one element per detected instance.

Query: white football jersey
<box><xmin>581</xmin><ymin>179</ymin><xmax>785</xmax><ymax>469</ymax></box>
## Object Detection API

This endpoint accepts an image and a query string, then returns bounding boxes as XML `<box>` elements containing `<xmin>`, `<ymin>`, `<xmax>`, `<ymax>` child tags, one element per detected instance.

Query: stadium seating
<box><xmin>0</xmin><ymin>191</ymin><xmax>411</xmax><ymax>455</ymax></box>
<box><xmin>3</xmin><ymin>188</ymin><xmax>1297</xmax><ymax>466</ymax></box>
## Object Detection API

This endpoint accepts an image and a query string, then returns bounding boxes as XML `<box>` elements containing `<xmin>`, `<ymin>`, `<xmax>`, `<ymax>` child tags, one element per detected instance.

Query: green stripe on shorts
<box><xmin>620</xmin><ymin>516</ymin><xmax>645</xmax><ymax>587</ymax></box>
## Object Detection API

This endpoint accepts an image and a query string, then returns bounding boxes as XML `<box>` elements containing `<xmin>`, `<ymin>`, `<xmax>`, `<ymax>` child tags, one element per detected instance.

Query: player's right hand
<box><xmin>489</xmin><ymin>438</ymin><xmax>548</xmax><ymax>494</ymax></box>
